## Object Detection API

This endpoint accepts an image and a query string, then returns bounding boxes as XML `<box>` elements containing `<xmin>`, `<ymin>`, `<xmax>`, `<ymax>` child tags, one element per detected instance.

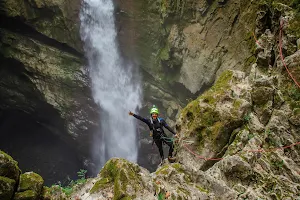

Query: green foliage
<box><xmin>248</xmin><ymin>133</ymin><xmax>254</xmax><ymax>140</ymax></box>
<box><xmin>53</xmin><ymin>169</ymin><xmax>87</xmax><ymax>196</ymax></box>
<box><xmin>272</xmin><ymin>160</ymin><xmax>284</xmax><ymax>169</ymax></box>
<box><xmin>287</xmin><ymin>10</ymin><xmax>300</xmax><ymax>38</ymax></box>
<box><xmin>77</xmin><ymin>169</ymin><xmax>87</xmax><ymax>180</ymax></box>
<box><xmin>89</xmin><ymin>178</ymin><xmax>111</xmax><ymax>194</ymax></box>
<box><xmin>289</xmin><ymin>85</ymin><xmax>300</xmax><ymax>101</ymax></box>
<box><xmin>264</xmin><ymin>129</ymin><xmax>272</xmax><ymax>135</ymax></box>
<box><xmin>158</xmin><ymin>192</ymin><xmax>165</xmax><ymax>200</ymax></box>
<box><xmin>292</xmin><ymin>0</ymin><xmax>300</xmax><ymax>12</ymax></box>
<box><xmin>243</xmin><ymin>114</ymin><xmax>251</xmax><ymax>122</ymax></box>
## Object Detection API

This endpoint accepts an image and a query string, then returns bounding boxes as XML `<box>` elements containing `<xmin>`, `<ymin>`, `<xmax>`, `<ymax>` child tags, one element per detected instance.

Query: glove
<box><xmin>129</xmin><ymin>111</ymin><xmax>134</xmax><ymax>116</ymax></box>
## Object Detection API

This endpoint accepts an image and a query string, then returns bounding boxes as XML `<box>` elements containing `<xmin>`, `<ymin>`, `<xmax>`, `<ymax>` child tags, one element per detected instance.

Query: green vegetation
<box><xmin>89</xmin><ymin>178</ymin><xmax>111</xmax><ymax>194</ymax></box>
<box><xmin>292</xmin><ymin>0</ymin><xmax>300</xmax><ymax>12</ymax></box>
<box><xmin>14</xmin><ymin>190</ymin><xmax>37</xmax><ymax>200</ymax></box>
<box><xmin>0</xmin><ymin>150</ymin><xmax>20</xmax><ymax>181</ymax></box>
<box><xmin>196</xmin><ymin>185</ymin><xmax>209</xmax><ymax>193</ymax></box>
<box><xmin>54</xmin><ymin>169</ymin><xmax>87</xmax><ymax>196</ymax></box>
<box><xmin>272</xmin><ymin>160</ymin><xmax>284</xmax><ymax>169</ymax></box>
<box><xmin>179</xmin><ymin>70</ymin><xmax>240</xmax><ymax>155</ymax></box>
<box><xmin>93</xmin><ymin>158</ymin><xmax>142</xmax><ymax>200</ymax></box>
<box><xmin>243</xmin><ymin>114</ymin><xmax>251</xmax><ymax>122</ymax></box>
<box><xmin>156</xmin><ymin>165</ymin><xmax>170</xmax><ymax>175</ymax></box>
<box><xmin>0</xmin><ymin>176</ymin><xmax>15</xmax><ymax>199</ymax></box>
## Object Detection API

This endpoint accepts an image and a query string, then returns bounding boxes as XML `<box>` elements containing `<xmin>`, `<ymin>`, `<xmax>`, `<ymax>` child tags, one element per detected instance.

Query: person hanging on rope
<box><xmin>129</xmin><ymin>105</ymin><xmax>177</xmax><ymax>163</ymax></box>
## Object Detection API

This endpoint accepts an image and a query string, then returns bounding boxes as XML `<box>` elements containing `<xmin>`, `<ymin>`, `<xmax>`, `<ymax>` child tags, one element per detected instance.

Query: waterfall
<box><xmin>80</xmin><ymin>0</ymin><xmax>142</xmax><ymax>168</ymax></box>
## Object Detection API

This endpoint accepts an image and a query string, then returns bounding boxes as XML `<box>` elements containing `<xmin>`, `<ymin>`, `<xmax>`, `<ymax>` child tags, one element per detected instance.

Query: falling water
<box><xmin>80</xmin><ymin>0</ymin><xmax>142</xmax><ymax>168</ymax></box>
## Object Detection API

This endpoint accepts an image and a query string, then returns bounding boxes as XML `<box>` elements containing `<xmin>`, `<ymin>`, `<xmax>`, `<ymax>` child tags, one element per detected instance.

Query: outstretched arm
<box><xmin>161</xmin><ymin>119</ymin><xmax>176</xmax><ymax>135</ymax></box>
<box><xmin>129</xmin><ymin>111</ymin><xmax>151</xmax><ymax>126</ymax></box>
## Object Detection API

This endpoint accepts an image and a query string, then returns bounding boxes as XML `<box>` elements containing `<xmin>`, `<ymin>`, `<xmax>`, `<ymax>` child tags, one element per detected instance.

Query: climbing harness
<box><xmin>149</xmin><ymin>117</ymin><xmax>163</xmax><ymax>137</ymax></box>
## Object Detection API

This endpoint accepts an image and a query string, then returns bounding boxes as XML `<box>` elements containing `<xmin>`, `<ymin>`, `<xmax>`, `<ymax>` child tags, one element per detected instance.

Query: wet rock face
<box><xmin>1</xmin><ymin>0</ymin><xmax>83</xmax><ymax>52</ymax></box>
<box><xmin>154</xmin><ymin>0</ymin><xmax>258</xmax><ymax>94</ymax></box>
<box><xmin>0</xmin><ymin>0</ymin><xmax>99</xmax><ymax>184</ymax></box>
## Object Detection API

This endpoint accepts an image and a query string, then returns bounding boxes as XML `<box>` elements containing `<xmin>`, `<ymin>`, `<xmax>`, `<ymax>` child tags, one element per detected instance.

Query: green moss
<box><xmin>197</xmin><ymin>70</ymin><xmax>234</xmax><ymax>104</ymax></box>
<box><xmin>14</xmin><ymin>190</ymin><xmax>37</xmax><ymax>200</ymax></box>
<box><xmin>292</xmin><ymin>0</ymin><xmax>300</xmax><ymax>11</ymax></box>
<box><xmin>0</xmin><ymin>150</ymin><xmax>20</xmax><ymax>181</ymax></box>
<box><xmin>155</xmin><ymin>165</ymin><xmax>170</xmax><ymax>175</ymax></box>
<box><xmin>40</xmin><ymin>186</ymin><xmax>51</xmax><ymax>200</ymax></box>
<box><xmin>19</xmin><ymin>172</ymin><xmax>44</xmax><ymax>193</ymax></box>
<box><xmin>42</xmin><ymin>185</ymin><xmax>65</xmax><ymax>200</ymax></box>
<box><xmin>180</xmin><ymin>70</ymin><xmax>236</xmax><ymax>153</ymax></box>
<box><xmin>293</xmin><ymin>108</ymin><xmax>300</xmax><ymax>115</ymax></box>
<box><xmin>89</xmin><ymin>178</ymin><xmax>111</xmax><ymax>194</ymax></box>
<box><xmin>196</xmin><ymin>185</ymin><xmax>209</xmax><ymax>193</ymax></box>
<box><xmin>177</xmin><ymin>187</ymin><xmax>190</xmax><ymax>196</ymax></box>
<box><xmin>211</xmin><ymin>70</ymin><xmax>234</xmax><ymax>94</ymax></box>
<box><xmin>171</xmin><ymin>163</ymin><xmax>192</xmax><ymax>182</ymax></box>
<box><xmin>99</xmin><ymin>158</ymin><xmax>142</xmax><ymax>200</ymax></box>
<box><xmin>244</xmin><ymin>55</ymin><xmax>257</xmax><ymax>70</ymax></box>
<box><xmin>245</xmin><ymin>32</ymin><xmax>258</xmax><ymax>55</ymax></box>
<box><xmin>287</xmin><ymin>8</ymin><xmax>300</xmax><ymax>37</ymax></box>
<box><xmin>232</xmin><ymin>99</ymin><xmax>243</xmax><ymax>117</ymax></box>
<box><xmin>120</xmin><ymin>197</ymin><xmax>132</xmax><ymax>200</ymax></box>
<box><xmin>172</xmin><ymin>163</ymin><xmax>184</xmax><ymax>173</ymax></box>
<box><xmin>159</xmin><ymin>42</ymin><xmax>170</xmax><ymax>61</ymax></box>
<box><xmin>279</xmin><ymin>76</ymin><xmax>300</xmax><ymax>110</ymax></box>
<box><xmin>0</xmin><ymin>176</ymin><xmax>16</xmax><ymax>200</ymax></box>
<box><xmin>203</xmin><ymin>121</ymin><xmax>230</xmax><ymax>152</ymax></box>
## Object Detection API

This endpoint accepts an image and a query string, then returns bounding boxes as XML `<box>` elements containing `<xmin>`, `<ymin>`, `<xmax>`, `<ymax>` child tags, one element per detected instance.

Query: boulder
<box><xmin>0</xmin><ymin>150</ymin><xmax>20</xmax><ymax>182</ymax></box>
<box><xmin>0</xmin><ymin>176</ymin><xmax>16</xmax><ymax>200</ymax></box>
<box><xmin>40</xmin><ymin>186</ymin><xmax>66</xmax><ymax>200</ymax></box>
<box><xmin>16</xmin><ymin>172</ymin><xmax>44</xmax><ymax>199</ymax></box>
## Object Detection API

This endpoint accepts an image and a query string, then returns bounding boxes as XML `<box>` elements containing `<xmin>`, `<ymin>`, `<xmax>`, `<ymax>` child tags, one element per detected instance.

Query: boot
<box><xmin>168</xmin><ymin>156</ymin><xmax>176</xmax><ymax>163</ymax></box>
<box><xmin>158</xmin><ymin>158</ymin><xmax>164</xmax><ymax>166</ymax></box>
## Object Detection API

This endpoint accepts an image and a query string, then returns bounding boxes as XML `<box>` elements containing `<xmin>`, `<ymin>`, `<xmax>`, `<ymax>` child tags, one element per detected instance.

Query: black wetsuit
<box><xmin>133</xmin><ymin>114</ymin><xmax>176</xmax><ymax>159</ymax></box>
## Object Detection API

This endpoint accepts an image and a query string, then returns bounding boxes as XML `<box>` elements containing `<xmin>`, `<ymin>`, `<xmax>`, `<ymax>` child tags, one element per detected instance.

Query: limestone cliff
<box><xmin>1</xmin><ymin>0</ymin><xmax>300</xmax><ymax>199</ymax></box>
<box><xmin>0</xmin><ymin>0</ymin><xmax>100</xmax><ymax>146</ymax></box>
<box><xmin>72</xmin><ymin>68</ymin><xmax>300</xmax><ymax>199</ymax></box>
<box><xmin>0</xmin><ymin>0</ymin><xmax>99</xmax><ymax>182</ymax></box>
<box><xmin>71</xmin><ymin>1</ymin><xmax>300</xmax><ymax>198</ymax></box>
<box><xmin>115</xmin><ymin>0</ymin><xmax>300</xmax><ymax>170</ymax></box>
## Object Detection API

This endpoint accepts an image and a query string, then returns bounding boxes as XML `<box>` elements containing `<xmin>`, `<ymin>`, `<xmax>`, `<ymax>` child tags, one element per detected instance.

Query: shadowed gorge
<box><xmin>0</xmin><ymin>110</ymin><xmax>82</xmax><ymax>186</ymax></box>
<box><xmin>0</xmin><ymin>0</ymin><xmax>300</xmax><ymax>199</ymax></box>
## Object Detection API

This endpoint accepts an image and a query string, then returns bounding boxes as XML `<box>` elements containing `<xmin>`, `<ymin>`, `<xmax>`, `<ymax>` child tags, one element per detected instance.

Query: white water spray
<box><xmin>80</xmin><ymin>0</ymin><xmax>142</xmax><ymax>167</ymax></box>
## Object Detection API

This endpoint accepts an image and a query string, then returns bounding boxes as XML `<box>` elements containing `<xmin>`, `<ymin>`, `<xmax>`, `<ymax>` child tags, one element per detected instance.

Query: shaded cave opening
<box><xmin>0</xmin><ymin>55</ymin><xmax>88</xmax><ymax>186</ymax></box>
<box><xmin>0</xmin><ymin>110</ymin><xmax>84</xmax><ymax>186</ymax></box>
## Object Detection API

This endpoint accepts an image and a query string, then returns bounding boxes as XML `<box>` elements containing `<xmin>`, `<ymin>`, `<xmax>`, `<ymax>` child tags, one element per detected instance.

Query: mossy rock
<box><xmin>0</xmin><ymin>176</ymin><xmax>16</xmax><ymax>200</ymax></box>
<box><xmin>95</xmin><ymin>158</ymin><xmax>143</xmax><ymax>200</ymax></box>
<box><xmin>40</xmin><ymin>186</ymin><xmax>52</xmax><ymax>200</ymax></box>
<box><xmin>89</xmin><ymin>177</ymin><xmax>111</xmax><ymax>194</ymax></box>
<box><xmin>18</xmin><ymin>172</ymin><xmax>44</xmax><ymax>195</ymax></box>
<box><xmin>0</xmin><ymin>150</ymin><xmax>21</xmax><ymax>181</ymax></box>
<box><xmin>251</xmin><ymin>87</ymin><xmax>274</xmax><ymax>105</ymax></box>
<box><xmin>155</xmin><ymin>165</ymin><xmax>171</xmax><ymax>176</ymax></box>
<box><xmin>40</xmin><ymin>186</ymin><xmax>66</xmax><ymax>200</ymax></box>
<box><xmin>14</xmin><ymin>190</ymin><xmax>37</xmax><ymax>200</ymax></box>
<box><xmin>180</xmin><ymin>71</ymin><xmax>240</xmax><ymax>146</ymax></box>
